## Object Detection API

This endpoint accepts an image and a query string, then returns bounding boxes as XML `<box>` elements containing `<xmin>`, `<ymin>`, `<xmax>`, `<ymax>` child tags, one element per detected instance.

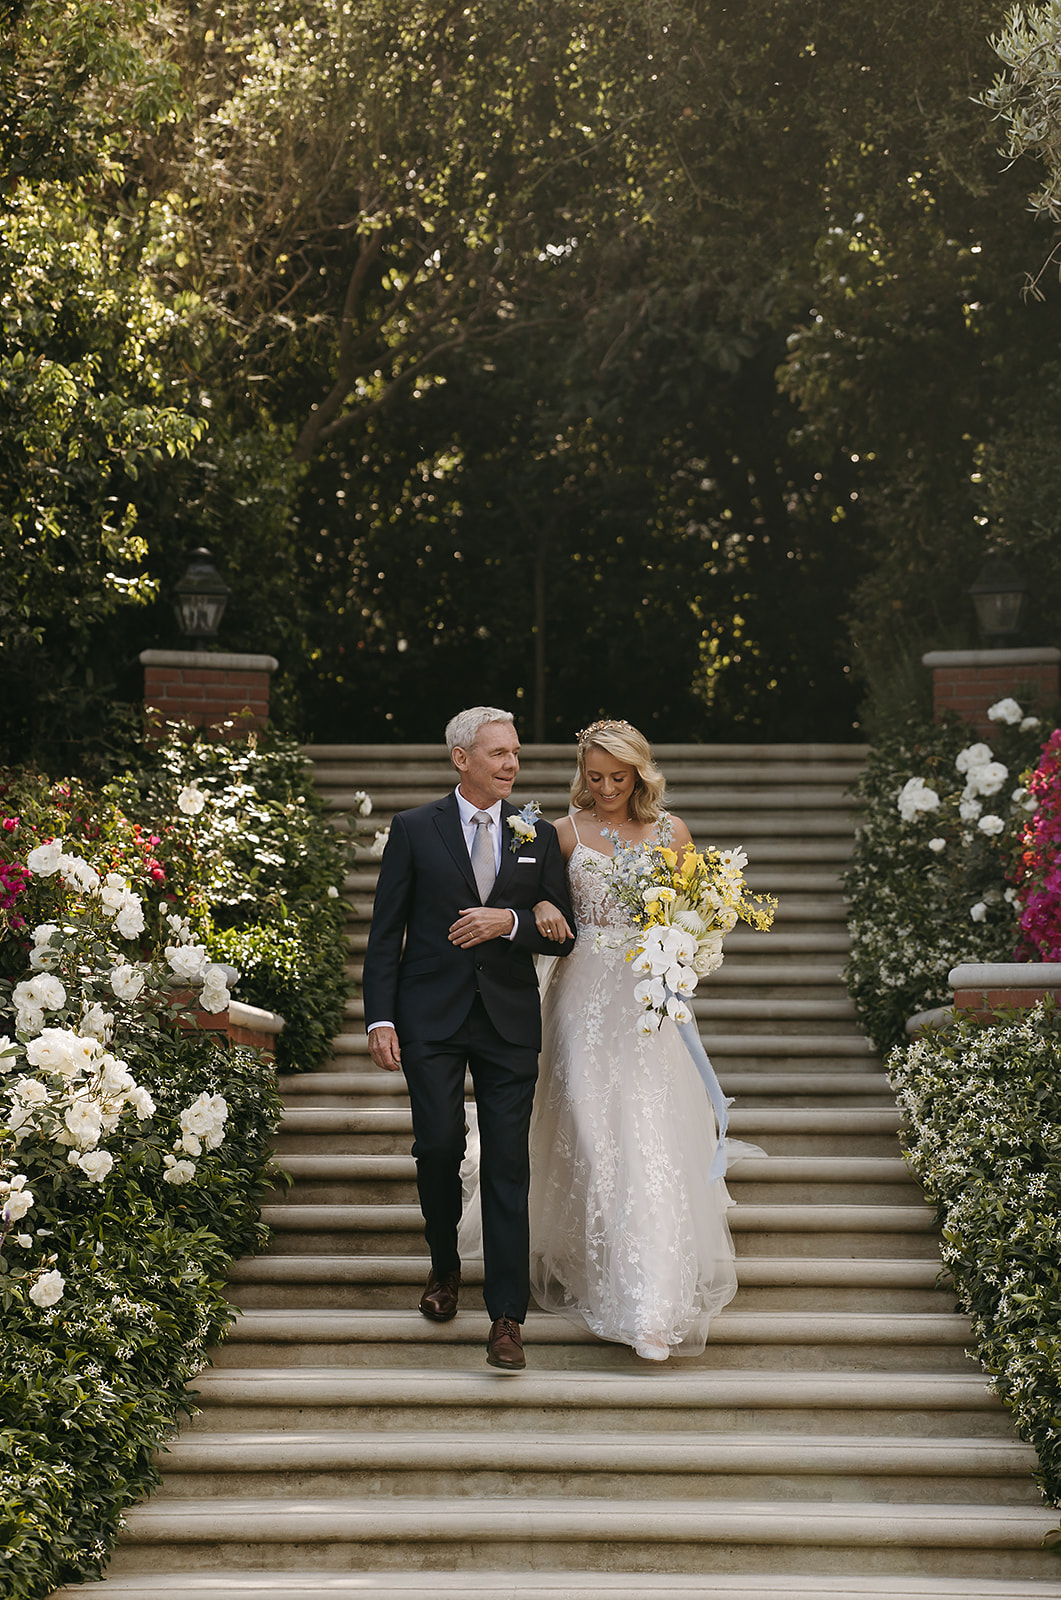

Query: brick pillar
<box><xmin>922</xmin><ymin>647</ymin><xmax>1059</xmax><ymax>738</ymax></box>
<box><xmin>140</xmin><ymin>649</ymin><xmax>279</xmax><ymax>735</ymax></box>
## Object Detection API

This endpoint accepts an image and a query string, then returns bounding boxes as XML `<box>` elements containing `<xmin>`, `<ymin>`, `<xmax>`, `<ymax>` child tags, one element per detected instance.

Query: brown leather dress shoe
<box><xmin>486</xmin><ymin>1316</ymin><xmax>526</xmax><ymax>1370</ymax></box>
<box><xmin>418</xmin><ymin>1268</ymin><xmax>460</xmax><ymax>1322</ymax></box>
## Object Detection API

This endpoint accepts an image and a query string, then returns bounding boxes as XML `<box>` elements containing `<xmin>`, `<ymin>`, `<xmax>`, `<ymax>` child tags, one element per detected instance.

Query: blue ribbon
<box><xmin>676</xmin><ymin>1018</ymin><xmax>735</xmax><ymax>1184</ymax></box>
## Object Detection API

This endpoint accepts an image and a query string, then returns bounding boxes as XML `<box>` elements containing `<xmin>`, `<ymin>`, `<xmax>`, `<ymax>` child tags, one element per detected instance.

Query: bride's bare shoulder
<box><xmin>664</xmin><ymin>812</ymin><xmax>694</xmax><ymax>852</ymax></box>
<box><xmin>552</xmin><ymin>813</ymin><xmax>578</xmax><ymax>857</ymax></box>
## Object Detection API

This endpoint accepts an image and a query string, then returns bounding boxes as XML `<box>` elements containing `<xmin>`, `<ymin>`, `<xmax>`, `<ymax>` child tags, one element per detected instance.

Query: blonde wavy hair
<box><xmin>570</xmin><ymin>720</ymin><xmax>666</xmax><ymax>824</ymax></box>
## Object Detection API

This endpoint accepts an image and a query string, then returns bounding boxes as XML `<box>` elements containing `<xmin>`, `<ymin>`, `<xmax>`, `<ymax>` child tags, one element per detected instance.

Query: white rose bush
<box><xmin>843</xmin><ymin>705</ymin><xmax>1049</xmax><ymax>1050</ymax></box>
<box><xmin>116</xmin><ymin>727</ymin><xmax>355</xmax><ymax>1076</ymax></box>
<box><xmin>0</xmin><ymin>765</ymin><xmax>287</xmax><ymax>1599</ymax></box>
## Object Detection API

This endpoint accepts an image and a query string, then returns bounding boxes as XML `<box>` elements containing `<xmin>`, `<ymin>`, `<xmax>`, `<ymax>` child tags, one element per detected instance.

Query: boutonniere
<box><xmin>507</xmin><ymin>800</ymin><xmax>542</xmax><ymax>852</ymax></box>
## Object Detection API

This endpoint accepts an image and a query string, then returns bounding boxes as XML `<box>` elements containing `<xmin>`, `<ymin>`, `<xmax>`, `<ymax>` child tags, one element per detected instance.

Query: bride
<box><xmin>526</xmin><ymin>719</ymin><xmax>739</xmax><ymax>1362</ymax></box>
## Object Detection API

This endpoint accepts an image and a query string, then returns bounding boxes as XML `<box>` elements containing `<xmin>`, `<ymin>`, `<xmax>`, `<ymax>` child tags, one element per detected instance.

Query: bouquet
<box><xmin>598</xmin><ymin>829</ymin><xmax>776</xmax><ymax>1034</ymax></box>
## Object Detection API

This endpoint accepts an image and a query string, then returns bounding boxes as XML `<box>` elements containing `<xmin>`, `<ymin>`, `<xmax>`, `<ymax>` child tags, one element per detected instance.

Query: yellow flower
<box><xmin>658</xmin><ymin>887</ymin><xmax>677</xmax><ymax>903</ymax></box>
<box><xmin>659</xmin><ymin>847</ymin><xmax>677</xmax><ymax>868</ymax></box>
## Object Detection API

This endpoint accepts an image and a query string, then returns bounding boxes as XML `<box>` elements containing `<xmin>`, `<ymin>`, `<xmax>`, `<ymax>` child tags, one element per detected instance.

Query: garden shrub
<box><xmin>0</xmin><ymin>724</ymin><xmax>363</xmax><ymax>1073</ymax></box>
<box><xmin>115</xmin><ymin>726</ymin><xmax>361</xmax><ymax>1072</ymax></box>
<box><xmin>843</xmin><ymin>702</ymin><xmax>1047</xmax><ymax>1051</ymax></box>
<box><xmin>889</xmin><ymin>1002</ymin><xmax>1061</xmax><ymax>1507</ymax></box>
<box><xmin>0</xmin><ymin>807</ymin><xmax>284</xmax><ymax>1597</ymax></box>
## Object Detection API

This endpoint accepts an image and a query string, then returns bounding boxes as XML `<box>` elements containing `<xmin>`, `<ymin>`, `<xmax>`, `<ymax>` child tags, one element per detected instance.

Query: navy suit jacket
<box><xmin>362</xmin><ymin>791</ymin><xmax>576</xmax><ymax>1049</ymax></box>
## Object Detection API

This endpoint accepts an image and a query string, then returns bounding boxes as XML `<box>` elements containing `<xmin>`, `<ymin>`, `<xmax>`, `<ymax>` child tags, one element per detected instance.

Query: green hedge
<box><xmin>889</xmin><ymin>1004</ymin><xmax>1061</xmax><ymax>1508</ymax></box>
<box><xmin>0</xmin><ymin>1033</ymin><xmax>281</xmax><ymax>1597</ymax></box>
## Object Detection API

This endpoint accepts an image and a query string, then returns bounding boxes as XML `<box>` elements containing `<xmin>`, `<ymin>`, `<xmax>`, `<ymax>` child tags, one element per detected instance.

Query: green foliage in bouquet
<box><xmin>843</xmin><ymin>704</ymin><xmax>1047</xmax><ymax>1051</ymax></box>
<box><xmin>889</xmin><ymin>1003</ymin><xmax>1061</xmax><ymax>1507</ymax></box>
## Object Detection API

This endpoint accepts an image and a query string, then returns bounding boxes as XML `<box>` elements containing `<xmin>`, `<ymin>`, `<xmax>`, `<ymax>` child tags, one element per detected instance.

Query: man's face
<box><xmin>453</xmin><ymin>721</ymin><xmax>520</xmax><ymax>806</ymax></box>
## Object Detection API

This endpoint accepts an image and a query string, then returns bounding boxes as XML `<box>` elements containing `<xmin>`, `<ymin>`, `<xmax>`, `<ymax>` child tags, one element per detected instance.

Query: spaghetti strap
<box><xmin>571</xmin><ymin>812</ymin><xmax>584</xmax><ymax>846</ymax></box>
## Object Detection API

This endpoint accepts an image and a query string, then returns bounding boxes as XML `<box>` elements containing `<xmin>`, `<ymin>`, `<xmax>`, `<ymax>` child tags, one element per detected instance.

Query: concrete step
<box><xmin>206</xmin><ymin>1307</ymin><xmax>976</xmax><ymax>1374</ymax></box>
<box><xmin>225</xmin><ymin>1254</ymin><xmax>951</xmax><ymax>1313</ymax></box>
<box><xmin>277</xmin><ymin>1071</ymin><xmax>892</xmax><ymax>1104</ymax></box>
<box><xmin>151</xmin><ymin>1429</ymin><xmax>1040</xmax><ymax>1505</ymax></box>
<box><xmin>107</xmin><ymin>1495</ymin><xmax>1059</xmax><ymax>1579</ymax></box>
<box><xmin>53</xmin><ymin>1571</ymin><xmax>1061</xmax><ymax>1600</ymax></box>
<box><xmin>269</xmin><ymin>1150</ymin><xmax>917</xmax><ymax>1191</ymax></box>
<box><xmin>182</xmin><ymin>1367</ymin><xmax>1012</xmax><ymax>1438</ymax></box>
<box><xmin>321</xmin><ymin>1033</ymin><xmax>878</xmax><ymax>1061</ymax></box>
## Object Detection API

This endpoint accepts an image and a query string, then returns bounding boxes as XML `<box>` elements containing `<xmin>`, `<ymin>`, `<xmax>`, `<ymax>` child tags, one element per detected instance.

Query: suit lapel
<box><xmin>433</xmin><ymin>792</ymin><xmax>479</xmax><ymax>901</ymax></box>
<box><xmin>489</xmin><ymin>801</ymin><xmax>519</xmax><ymax>904</ymax></box>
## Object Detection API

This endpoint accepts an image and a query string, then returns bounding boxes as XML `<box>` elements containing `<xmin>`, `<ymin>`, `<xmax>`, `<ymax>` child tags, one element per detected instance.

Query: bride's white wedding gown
<box><xmin>526</xmin><ymin>838</ymin><xmax>739</xmax><ymax>1356</ymax></box>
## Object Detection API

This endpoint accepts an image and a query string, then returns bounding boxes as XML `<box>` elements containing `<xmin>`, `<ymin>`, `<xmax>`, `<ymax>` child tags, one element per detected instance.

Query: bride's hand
<box><xmin>533</xmin><ymin>900</ymin><xmax>573</xmax><ymax>942</ymax></box>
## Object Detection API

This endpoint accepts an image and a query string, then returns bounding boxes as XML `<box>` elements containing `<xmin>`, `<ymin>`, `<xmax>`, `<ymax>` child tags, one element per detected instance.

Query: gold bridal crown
<box><xmin>576</xmin><ymin>718</ymin><xmax>636</xmax><ymax>750</ymax></box>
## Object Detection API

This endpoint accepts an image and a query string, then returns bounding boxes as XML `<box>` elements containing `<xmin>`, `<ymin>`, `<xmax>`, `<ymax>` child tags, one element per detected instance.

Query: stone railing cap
<box><xmin>949</xmin><ymin>962</ymin><xmax>1061</xmax><ymax>987</ymax></box>
<box><xmin>922</xmin><ymin>647</ymin><xmax>1060</xmax><ymax>668</ymax></box>
<box><xmin>905</xmin><ymin>1005</ymin><xmax>956</xmax><ymax>1036</ymax></box>
<box><xmin>229</xmin><ymin>999</ymin><xmax>285</xmax><ymax>1034</ymax></box>
<box><xmin>140</xmin><ymin>649</ymin><xmax>279</xmax><ymax>672</ymax></box>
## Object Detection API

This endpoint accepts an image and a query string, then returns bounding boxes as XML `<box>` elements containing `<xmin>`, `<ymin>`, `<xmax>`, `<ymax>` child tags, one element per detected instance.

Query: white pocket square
<box><xmin>517</xmin><ymin>856</ymin><xmax>536</xmax><ymax>863</ymax></box>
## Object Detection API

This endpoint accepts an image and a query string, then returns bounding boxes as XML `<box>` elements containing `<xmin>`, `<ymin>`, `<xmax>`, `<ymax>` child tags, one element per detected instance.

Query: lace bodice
<box><xmin>567</xmin><ymin>843</ymin><xmax>632</xmax><ymax>933</ymax></box>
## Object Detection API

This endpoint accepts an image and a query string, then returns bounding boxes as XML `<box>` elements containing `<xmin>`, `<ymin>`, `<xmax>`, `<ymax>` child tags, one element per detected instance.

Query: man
<box><xmin>363</xmin><ymin>706</ymin><xmax>576</xmax><ymax>1370</ymax></box>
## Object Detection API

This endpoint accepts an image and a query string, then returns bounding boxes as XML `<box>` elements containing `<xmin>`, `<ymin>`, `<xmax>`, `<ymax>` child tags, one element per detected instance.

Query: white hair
<box><xmin>445</xmin><ymin>706</ymin><xmax>515</xmax><ymax>754</ymax></box>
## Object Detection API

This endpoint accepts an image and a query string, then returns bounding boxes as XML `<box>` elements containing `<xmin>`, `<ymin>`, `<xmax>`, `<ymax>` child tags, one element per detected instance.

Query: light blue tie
<box><xmin>470</xmin><ymin>812</ymin><xmax>495</xmax><ymax>903</ymax></box>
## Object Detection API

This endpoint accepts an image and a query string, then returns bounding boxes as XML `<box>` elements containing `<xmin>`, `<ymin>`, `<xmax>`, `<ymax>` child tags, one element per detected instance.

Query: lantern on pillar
<box><xmin>174</xmin><ymin>549</ymin><xmax>231</xmax><ymax>648</ymax></box>
<box><xmin>968</xmin><ymin>558</ymin><xmax>1027</xmax><ymax>646</ymax></box>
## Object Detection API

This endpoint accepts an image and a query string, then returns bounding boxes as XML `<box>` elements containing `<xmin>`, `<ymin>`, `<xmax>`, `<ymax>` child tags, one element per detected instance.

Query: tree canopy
<box><xmin>4</xmin><ymin>0</ymin><xmax>1061</xmax><ymax>759</ymax></box>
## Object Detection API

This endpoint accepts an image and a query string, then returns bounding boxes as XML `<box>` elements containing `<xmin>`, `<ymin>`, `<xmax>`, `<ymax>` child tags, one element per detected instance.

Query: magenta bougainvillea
<box><xmin>1014</xmin><ymin>729</ymin><xmax>1061</xmax><ymax>959</ymax></box>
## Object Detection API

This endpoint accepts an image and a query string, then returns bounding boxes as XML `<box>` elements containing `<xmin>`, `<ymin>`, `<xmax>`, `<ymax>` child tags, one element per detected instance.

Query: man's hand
<box><xmin>368</xmin><ymin>1025</ymin><xmax>402</xmax><ymax>1072</ymax></box>
<box><xmin>449</xmin><ymin>907</ymin><xmax>516</xmax><ymax>947</ymax></box>
<box><xmin>533</xmin><ymin>899</ymin><xmax>574</xmax><ymax>942</ymax></box>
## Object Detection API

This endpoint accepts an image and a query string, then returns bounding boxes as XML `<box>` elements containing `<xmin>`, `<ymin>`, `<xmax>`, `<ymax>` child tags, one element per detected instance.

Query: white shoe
<box><xmin>633</xmin><ymin>1339</ymin><xmax>670</xmax><ymax>1361</ymax></box>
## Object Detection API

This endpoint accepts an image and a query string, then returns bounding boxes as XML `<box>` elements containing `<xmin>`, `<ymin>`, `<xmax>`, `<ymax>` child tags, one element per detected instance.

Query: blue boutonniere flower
<box><xmin>507</xmin><ymin>800</ymin><xmax>542</xmax><ymax>852</ymax></box>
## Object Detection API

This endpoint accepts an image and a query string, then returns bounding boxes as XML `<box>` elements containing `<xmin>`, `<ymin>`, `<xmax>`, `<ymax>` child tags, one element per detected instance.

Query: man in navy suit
<box><xmin>363</xmin><ymin>706</ymin><xmax>576</xmax><ymax>1369</ymax></box>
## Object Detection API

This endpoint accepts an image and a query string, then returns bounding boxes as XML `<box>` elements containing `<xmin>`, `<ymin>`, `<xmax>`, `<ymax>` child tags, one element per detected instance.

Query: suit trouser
<box><xmin>401</xmin><ymin>995</ymin><xmax>539</xmax><ymax>1322</ymax></box>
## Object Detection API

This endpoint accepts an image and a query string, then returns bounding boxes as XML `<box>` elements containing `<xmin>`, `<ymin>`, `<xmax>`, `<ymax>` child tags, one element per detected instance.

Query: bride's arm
<box><xmin>552</xmin><ymin>814</ymin><xmax>578</xmax><ymax>861</ymax></box>
<box><xmin>532</xmin><ymin>818</ymin><xmax>577</xmax><ymax>941</ymax></box>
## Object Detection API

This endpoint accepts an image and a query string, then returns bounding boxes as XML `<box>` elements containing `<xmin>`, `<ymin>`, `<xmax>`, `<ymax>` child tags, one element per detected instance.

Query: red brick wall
<box><xmin>169</xmin><ymin>992</ymin><xmax>278</xmax><ymax>1059</ymax></box>
<box><xmin>144</xmin><ymin>664</ymin><xmax>271</xmax><ymax>733</ymax></box>
<box><xmin>953</xmin><ymin>985</ymin><xmax>1060</xmax><ymax>1022</ymax></box>
<box><xmin>931</xmin><ymin>662</ymin><xmax>1057</xmax><ymax>738</ymax></box>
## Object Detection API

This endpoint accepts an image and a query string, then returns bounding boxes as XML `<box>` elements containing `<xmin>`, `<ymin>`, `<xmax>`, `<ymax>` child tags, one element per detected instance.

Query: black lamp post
<box><xmin>968</xmin><ymin>558</ymin><xmax>1028</xmax><ymax>647</ymax></box>
<box><xmin>174</xmin><ymin>548</ymin><xmax>231</xmax><ymax>648</ymax></box>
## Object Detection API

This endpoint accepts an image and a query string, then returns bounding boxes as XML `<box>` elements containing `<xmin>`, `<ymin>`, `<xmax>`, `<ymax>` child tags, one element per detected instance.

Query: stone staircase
<box><xmin>69</xmin><ymin>744</ymin><xmax>1060</xmax><ymax>1598</ymax></box>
